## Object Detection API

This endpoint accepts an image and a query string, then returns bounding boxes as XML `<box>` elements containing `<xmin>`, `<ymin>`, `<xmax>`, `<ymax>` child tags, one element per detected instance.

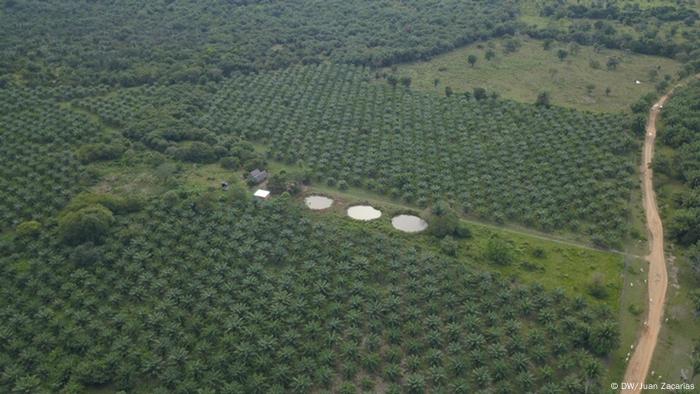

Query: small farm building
<box><xmin>254</xmin><ymin>189</ymin><xmax>270</xmax><ymax>199</ymax></box>
<box><xmin>249</xmin><ymin>169</ymin><xmax>268</xmax><ymax>184</ymax></box>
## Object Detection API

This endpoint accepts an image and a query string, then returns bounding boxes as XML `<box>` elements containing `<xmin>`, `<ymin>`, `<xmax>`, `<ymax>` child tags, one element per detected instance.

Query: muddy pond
<box><xmin>346</xmin><ymin>205</ymin><xmax>382</xmax><ymax>221</ymax></box>
<box><xmin>391</xmin><ymin>214</ymin><xmax>428</xmax><ymax>233</ymax></box>
<box><xmin>304</xmin><ymin>195</ymin><xmax>334</xmax><ymax>210</ymax></box>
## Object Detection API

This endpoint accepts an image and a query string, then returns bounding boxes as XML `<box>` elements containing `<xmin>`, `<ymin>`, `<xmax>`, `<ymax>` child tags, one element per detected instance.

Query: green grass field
<box><xmin>610</xmin><ymin>256</ymin><xmax>651</xmax><ymax>387</ymax></box>
<box><xmin>384</xmin><ymin>37</ymin><xmax>681</xmax><ymax>112</ymax></box>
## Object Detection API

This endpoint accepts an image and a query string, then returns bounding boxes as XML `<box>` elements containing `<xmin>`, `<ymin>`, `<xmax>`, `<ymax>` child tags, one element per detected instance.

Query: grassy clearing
<box><xmin>609</xmin><ymin>256</ymin><xmax>651</xmax><ymax>386</ymax></box>
<box><xmin>383</xmin><ymin>37</ymin><xmax>681</xmax><ymax>112</ymax></box>
<box><xmin>625</xmin><ymin>164</ymin><xmax>651</xmax><ymax>257</ymax></box>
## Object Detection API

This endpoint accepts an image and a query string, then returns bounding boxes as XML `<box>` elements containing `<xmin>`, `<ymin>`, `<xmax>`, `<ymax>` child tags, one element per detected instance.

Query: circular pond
<box><xmin>391</xmin><ymin>215</ymin><xmax>428</xmax><ymax>233</ymax></box>
<box><xmin>304</xmin><ymin>195</ymin><xmax>334</xmax><ymax>210</ymax></box>
<box><xmin>347</xmin><ymin>205</ymin><xmax>382</xmax><ymax>221</ymax></box>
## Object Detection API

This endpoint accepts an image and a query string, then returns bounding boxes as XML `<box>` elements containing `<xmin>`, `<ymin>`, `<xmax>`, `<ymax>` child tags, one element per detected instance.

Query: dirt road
<box><xmin>621</xmin><ymin>93</ymin><xmax>671</xmax><ymax>393</ymax></box>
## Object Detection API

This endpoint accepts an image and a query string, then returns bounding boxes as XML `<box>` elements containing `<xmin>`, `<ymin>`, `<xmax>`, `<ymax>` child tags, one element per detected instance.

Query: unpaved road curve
<box><xmin>621</xmin><ymin>92</ymin><xmax>672</xmax><ymax>393</ymax></box>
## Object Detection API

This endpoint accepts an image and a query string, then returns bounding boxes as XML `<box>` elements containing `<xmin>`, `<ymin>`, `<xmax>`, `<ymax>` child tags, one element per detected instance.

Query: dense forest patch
<box><xmin>0</xmin><ymin>0</ymin><xmax>518</xmax><ymax>87</ymax></box>
<box><xmin>383</xmin><ymin>37</ymin><xmax>680</xmax><ymax>112</ymax></box>
<box><xmin>0</xmin><ymin>194</ymin><xmax>619</xmax><ymax>393</ymax></box>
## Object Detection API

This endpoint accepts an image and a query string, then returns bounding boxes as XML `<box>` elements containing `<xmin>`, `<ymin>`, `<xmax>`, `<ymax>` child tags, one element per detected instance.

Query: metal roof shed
<box><xmin>254</xmin><ymin>189</ymin><xmax>270</xmax><ymax>199</ymax></box>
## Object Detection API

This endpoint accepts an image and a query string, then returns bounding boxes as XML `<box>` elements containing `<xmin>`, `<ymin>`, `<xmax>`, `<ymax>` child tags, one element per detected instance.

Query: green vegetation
<box><xmin>3</xmin><ymin>1</ymin><xmax>696</xmax><ymax>391</ymax></box>
<box><xmin>656</xmin><ymin>81</ymin><xmax>700</xmax><ymax>250</ymax></box>
<box><xmin>73</xmin><ymin>64</ymin><xmax>640</xmax><ymax>245</ymax></box>
<box><xmin>15</xmin><ymin>220</ymin><xmax>41</xmax><ymax>238</ymax></box>
<box><xmin>0</xmin><ymin>89</ymin><xmax>102</xmax><ymax>228</ymax></box>
<box><xmin>298</xmin><ymin>185</ymin><xmax>625</xmax><ymax>308</ymax></box>
<box><xmin>0</xmin><ymin>195</ymin><xmax>620</xmax><ymax>393</ymax></box>
<box><xmin>648</xmin><ymin>79</ymin><xmax>700</xmax><ymax>389</ymax></box>
<box><xmin>384</xmin><ymin>37</ymin><xmax>681</xmax><ymax>112</ymax></box>
<box><xmin>0</xmin><ymin>0</ymin><xmax>518</xmax><ymax>87</ymax></box>
<box><xmin>209</xmin><ymin>65</ymin><xmax>639</xmax><ymax>245</ymax></box>
<box><xmin>520</xmin><ymin>0</ymin><xmax>700</xmax><ymax>70</ymax></box>
<box><xmin>57</xmin><ymin>203</ymin><xmax>115</xmax><ymax>245</ymax></box>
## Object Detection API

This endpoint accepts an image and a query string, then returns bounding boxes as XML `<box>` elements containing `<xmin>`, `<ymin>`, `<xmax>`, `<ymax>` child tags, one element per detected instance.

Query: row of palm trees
<box><xmin>67</xmin><ymin>63</ymin><xmax>637</xmax><ymax>245</ymax></box>
<box><xmin>203</xmin><ymin>64</ymin><xmax>636</xmax><ymax>243</ymax></box>
<box><xmin>0</xmin><ymin>92</ymin><xmax>101</xmax><ymax>228</ymax></box>
<box><xmin>1</xmin><ymin>194</ymin><xmax>618</xmax><ymax>392</ymax></box>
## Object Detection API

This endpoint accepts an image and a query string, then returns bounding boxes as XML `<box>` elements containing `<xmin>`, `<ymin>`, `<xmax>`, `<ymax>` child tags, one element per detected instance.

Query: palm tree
<box><xmin>405</xmin><ymin>373</ymin><xmax>426</xmax><ymax>394</ymax></box>
<box><xmin>290</xmin><ymin>375</ymin><xmax>312</xmax><ymax>394</ymax></box>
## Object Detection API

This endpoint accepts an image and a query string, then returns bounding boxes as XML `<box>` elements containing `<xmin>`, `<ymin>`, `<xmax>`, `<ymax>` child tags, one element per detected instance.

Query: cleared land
<box><xmin>385</xmin><ymin>38</ymin><xmax>681</xmax><ymax>112</ymax></box>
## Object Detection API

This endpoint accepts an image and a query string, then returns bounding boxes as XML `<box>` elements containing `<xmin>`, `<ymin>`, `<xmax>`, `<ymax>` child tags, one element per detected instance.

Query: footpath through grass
<box><xmin>384</xmin><ymin>37</ymin><xmax>681</xmax><ymax>112</ymax></box>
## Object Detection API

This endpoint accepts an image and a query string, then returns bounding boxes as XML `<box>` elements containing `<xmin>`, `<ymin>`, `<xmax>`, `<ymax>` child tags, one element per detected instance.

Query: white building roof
<box><xmin>254</xmin><ymin>189</ymin><xmax>270</xmax><ymax>199</ymax></box>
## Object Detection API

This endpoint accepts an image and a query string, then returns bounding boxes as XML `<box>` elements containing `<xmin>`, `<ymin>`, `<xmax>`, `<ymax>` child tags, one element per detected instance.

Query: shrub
<box><xmin>77</xmin><ymin>142</ymin><xmax>126</xmax><ymax>163</ymax></box>
<box><xmin>472</xmin><ymin>87</ymin><xmax>487</xmax><ymax>100</ymax></box>
<box><xmin>628</xmin><ymin>303</ymin><xmax>643</xmax><ymax>316</ymax></box>
<box><xmin>430</xmin><ymin>211</ymin><xmax>459</xmax><ymax>238</ymax></box>
<box><xmin>220</xmin><ymin>156</ymin><xmax>241</xmax><ymax>170</ymax></box>
<box><xmin>689</xmin><ymin>242</ymin><xmax>700</xmax><ymax>281</ymax></box>
<box><xmin>691</xmin><ymin>289</ymin><xmax>700</xmax><ymax>315</ymax></box>
<box><xmin>587</xmin><ymin>272</ymin><xmax>608</xmax><ymax>299</ymax></box>
<box><xmin>58</xmin><ymin>205</ymin><xmax>115</xmax><ymax>245</ymax></box>
<box><xmin>440</xmin><ymin>236</ymin><xmax>458</xmax><ymax>256</ymax></box>
<box><xmin>630</xmin><ymin>115</ymin><xmax>647</xmax><ymax>136</ymax></box>
<box><xmin>171</xmin><ymin>142</ymin><xmax>222</xmax><ymax>163</ymax></box>
<box><xmin>484</xmin><ymin>237</ymin><xmax>514</xmax><ymax>265</ymax></box>
<box><xmin>631</xmin><ymin>93</ymin><xmax>656</xmax><ymax>113</ymax></box>
<box><xmin>531</xmin><ymin>247</ymin><xmax>546</xmax><ymax>258</ymax></box>
<box><xmin>455</xmin><ymin>223</ymin><xmax>472</xmax><ymax>239</ymax></box>
<box><xmin>502</xmin><ymin>38</ymin><xmax>521</xmax><ymax>53</ymax></box>
<box><xmin>536</xmin><ymin>91</ymin><xmax>551</xmax><ymax>107</ymax></box>
<box><xmin>16</xmin><ymin>220</ymin><xmax>41</xmax><ymax>237</ymax></box>
<box><xmin>67</xmin><ymin>193</ymin><xmax>143</xmax><ymax>215</ymax></box>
